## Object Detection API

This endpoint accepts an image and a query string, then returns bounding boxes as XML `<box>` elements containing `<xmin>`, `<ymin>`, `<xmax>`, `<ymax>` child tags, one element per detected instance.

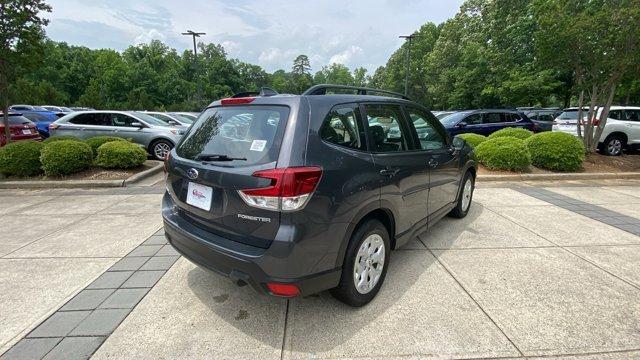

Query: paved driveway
<box><xmin>1</xmin><ymin>181</ymin><xmax>640</xmax><ymax>359</ymax></box>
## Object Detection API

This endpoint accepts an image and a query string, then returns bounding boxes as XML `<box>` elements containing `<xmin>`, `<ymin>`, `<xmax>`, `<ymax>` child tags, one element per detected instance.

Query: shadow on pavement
<box><xmin>184</xmin><ymin>203</ymin><xmax>478</xmax><ymax>354</ymax></box>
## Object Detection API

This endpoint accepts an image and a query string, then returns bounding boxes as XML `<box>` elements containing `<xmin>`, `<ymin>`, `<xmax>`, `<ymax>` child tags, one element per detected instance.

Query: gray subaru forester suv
<box><xmin>163</xmin><ymin>85</ymin><xmax>477</xmax><ymax>306</ymax></box>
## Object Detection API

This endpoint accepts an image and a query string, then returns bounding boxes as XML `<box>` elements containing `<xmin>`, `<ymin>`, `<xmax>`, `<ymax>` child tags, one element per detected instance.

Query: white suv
<box><xmin>552</xmin><ymin>106</ymin><xmax>640</xmax><ymax>156</ymax></box>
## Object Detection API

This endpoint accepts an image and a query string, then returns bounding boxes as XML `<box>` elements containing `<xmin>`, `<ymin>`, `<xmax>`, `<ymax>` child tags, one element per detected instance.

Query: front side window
<box><xmin>111</xmin><ymin>113</ymin><xmax>137</xmax><ymax>127</ymax></box>
<box><xmin>176</xmin><ymin>106</ymin><xmax>289</xmax><ymax>166</ymax></box>
<box><xmin>483</xmin><ymin>113</ymin><xmax>503</xmax><ymax>124</ymax></box>
<box><xmin>406</xmin><ymin>108</ymin><xmax>445</xmax><ymax>150</ymax></box>
<box><xmin>320</xmin><ymin>105</ymin><xmax>365</xmax><ymax>150</ymax></box>
<box><xmin>624</xmin><ymin>110</ymin><xmax>640</xmax><ymax>122</ymax></box>
<box><xmin>465</xmin><ymin>113</ymin><xmax>482</xmax><ymax>125</ymax></box>
<box><xmin>364</xmin><ymin>104</ymin><xmax>409</xmax><ymax>152</ymax></box>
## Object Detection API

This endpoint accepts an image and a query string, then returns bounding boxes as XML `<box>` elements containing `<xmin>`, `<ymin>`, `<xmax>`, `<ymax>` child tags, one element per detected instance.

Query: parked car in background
<box><xmin>69</xmin><ymin>107</ymin><xmax>95</xmax><ymax>111</ymax></box>
<box><xmin>440</xmin><ymin>109</ymin><xmax>537</xmax><ymax>136</ymax></box>
<box><xmin>552</xmin><ymin>106</ymin><xmax>640</xmax><ymax>156</ymax></box>
<box><xmin>524</xmin><ymin>109</ymin><xmax>563</xmax><ymax>132</ymax></box>
<box><xmin>0</xmin><ymin>113</ymin><xmax>42</xmax><ymax>146</ymax></box>
<box><xmin>171</xmin><ymin>112</ymin><xmax>199</xmax><ymax>121</ymax></box>
<box><xmin>433</xmin><ymin>111</ymin><xmax>456</xmax><ymax>120</ymax></box>
<box><xmin>42</xmin><ymin>106</ymin><xmax>73</xmax><ymax>113</ymax></box>
<box><xmin>50</xmin><ymin>111</ymin><xmax>186</xmax><ymax>160</ymax></box>
<box><xmin>9</xmin><ymin>107</ymin><xmax>59</xmax><ymax>138</ymax></box>
<box><xmin>163</xmin><ymin>84</ymin><xmax>477</xmax><ymax>306</ymax></box>
<box><xmin>143</xmin><ymin>111</ymin><xmax>193</xmax><ymax>126</ymax></box>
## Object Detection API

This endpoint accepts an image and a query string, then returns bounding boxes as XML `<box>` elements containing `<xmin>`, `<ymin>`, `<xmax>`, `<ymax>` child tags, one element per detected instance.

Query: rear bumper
<box><xmin>162</xmin><ymin>193</ymin><xmax>342</xmax><ymax>297</ymax></box>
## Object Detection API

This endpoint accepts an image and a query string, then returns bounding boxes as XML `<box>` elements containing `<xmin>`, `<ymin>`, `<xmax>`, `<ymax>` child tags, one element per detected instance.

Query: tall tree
<box><xmin>291</xmin><ymin>54</ymin><xmax>312</xmax><ymax>94</ymax></box>
<box><xmin>533</xmin><ymin>0</ymin><xmax>640</xmax><ymax>152</ymax></box>
<box><xmin>0</xmin><ymin>0</ymin><xmax>51</xmax><ymax>143</ymax></box>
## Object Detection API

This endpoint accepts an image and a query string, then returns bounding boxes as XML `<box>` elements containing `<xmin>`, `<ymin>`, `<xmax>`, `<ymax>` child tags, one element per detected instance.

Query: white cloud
<box><xmin>329</xmin><ymin>46</ymin><xmax>364</xmax><ymax>66</ymax></box>
<box><xmin>134</xmin><ymin>29</ymin><xmax>167</xmax><ymax>45</ymax></box>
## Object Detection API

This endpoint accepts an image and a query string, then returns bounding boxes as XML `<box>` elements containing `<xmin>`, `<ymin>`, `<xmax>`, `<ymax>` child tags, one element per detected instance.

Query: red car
<box><xmin>0</xmin><ymin>113</ymin><xmax>42</xmax><ymax>147</ymax></box>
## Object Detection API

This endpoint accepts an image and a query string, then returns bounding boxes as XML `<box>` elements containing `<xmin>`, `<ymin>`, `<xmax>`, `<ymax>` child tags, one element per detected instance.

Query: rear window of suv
<box><xmin>176</xmin><ymin>106</ymin><xmax>289</xmax><ymax>165</ymax></box>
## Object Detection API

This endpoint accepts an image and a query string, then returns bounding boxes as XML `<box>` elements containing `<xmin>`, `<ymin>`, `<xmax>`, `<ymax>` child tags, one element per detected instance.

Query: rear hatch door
<box><xmin>167</xmin><ymin>104</ymin><xmax>290</xmax><ymax>248</ymax></box>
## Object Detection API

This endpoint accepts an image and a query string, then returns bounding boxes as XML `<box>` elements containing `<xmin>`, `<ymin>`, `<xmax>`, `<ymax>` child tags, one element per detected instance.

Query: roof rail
<box><xmin>302</xmin><ymin>84</ymin><xmax>410</xmax><ymax>100</ymax></box>
<box><xmin>231</xmin><ymin>87</ymin><xmax>279</xmax><ymax>98</ymax></box>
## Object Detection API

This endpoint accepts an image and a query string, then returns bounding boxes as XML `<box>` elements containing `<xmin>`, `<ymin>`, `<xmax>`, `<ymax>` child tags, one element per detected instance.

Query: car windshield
<box><xmin>170</xmin><ymin>113</ymin><xmax>194</xmax><ymax>124</ymax></box>
<box><xmin>440</xmin><ymin>111</ymin><xmax>472</xmax><ymax>126</ymax></box>
<box><xmin>176</xmin><ymin>105</ymin><xmax>289</xmax><ymax>166</ymax></box>
<box><xmin>558</xmin><ymin>110</ymin><xmax>588</xmax><ymax>120</ymax></box>
<box><xmin>129</xmin><ymin>112</ymin><xmax>169</xmax><ymax>126</ymax></box>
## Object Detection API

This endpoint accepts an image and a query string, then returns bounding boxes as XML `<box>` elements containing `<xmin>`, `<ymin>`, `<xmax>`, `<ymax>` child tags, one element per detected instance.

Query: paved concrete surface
<box><xmin>1</xmin><ymin>179</ymin><xmax>639</xmax><ymax>359</ymax></box>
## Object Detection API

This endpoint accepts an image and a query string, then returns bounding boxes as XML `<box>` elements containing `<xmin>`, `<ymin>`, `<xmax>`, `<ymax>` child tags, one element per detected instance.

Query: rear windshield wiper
<box><xmin>195</xmin><ymin>154</ymin><xmax>247</xmax><ymax>162</ymax></box>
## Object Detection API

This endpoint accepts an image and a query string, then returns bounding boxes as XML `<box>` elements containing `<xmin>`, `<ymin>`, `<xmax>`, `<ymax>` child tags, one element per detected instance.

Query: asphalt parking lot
<box><xmin>1</xmin><ymin>179</ymin><xmax>640</xmax><ymax>359</ymax></box>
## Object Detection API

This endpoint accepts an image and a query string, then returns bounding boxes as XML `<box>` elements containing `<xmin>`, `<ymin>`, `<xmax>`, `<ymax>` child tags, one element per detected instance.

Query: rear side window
<box><xmin>177</xmin><ymin>106</ymin><xmax>289</xmax><ymax>165</ymax></box>
<box><xmin>364</xmin><ymin>104</ymin><xmax>409</xmax><ymax>152</ymax></box>
<box><xmin>320</xmin><ymin>104</ymin><xmax>365</xmax><ymax>150</ymax></box>
<box><xmin>483</xmin><ymin>113</ymin><xmax>503</xmax><ymax>124</ymax></box>
<box><xmin>69</xmin><ymin>113</ymin><xmax>109</xmax><ymax>126</ymax></box>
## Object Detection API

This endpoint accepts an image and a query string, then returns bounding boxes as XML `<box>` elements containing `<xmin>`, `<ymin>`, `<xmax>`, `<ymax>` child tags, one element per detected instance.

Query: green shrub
<box><xmin>86</xmin><ymin>136</ymin><xmax>127</xmax><ymax>157</ymax></box>
<box><xmin>40</xmin><ymin>140</ymin><xmax>93</xmax><ymax>176</ymax></box>
<box><xmin>0</xmin><ymin>141</ymin><xmax>44</xmax><ymax>176</ymax></box>
<box><xmin>525</xmin><ymin>132</ymin><xmax>585</xmax><ymax>171</ymax></box>
<box><xmin>488</xmin><ymin>127</ymin><xmax>534</xmax><ymax>140</ymax></box>
<box><xmin>43</xmin><ymin>135</ymin><xmax>82</xmax><ymax>144</ymax></box>
<box><xmin>456</xmin><ymin>133</ymin><xmax>487</xmax><ymax>148</ymax></box>
<box><xmin>95</xmin><ymin>141</ymin><xmax>147</xmax><ymax>169</ymax></box>
<box><xmin>476</xmin><ymin>136</ymin><xmax>531</xmax><ymax>171</ymax></box>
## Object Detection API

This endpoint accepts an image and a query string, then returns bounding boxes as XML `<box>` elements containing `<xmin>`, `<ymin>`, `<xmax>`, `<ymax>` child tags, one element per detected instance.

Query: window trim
<box><xmin>319</xmin><ymin>103</ymin><xmax>369</xmax><ymax>152</ymax></box>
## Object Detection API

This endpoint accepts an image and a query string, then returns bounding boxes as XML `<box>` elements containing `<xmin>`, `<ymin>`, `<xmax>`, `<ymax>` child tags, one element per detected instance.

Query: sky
<box><xmin>45</xmin><ymin>0</ymin><xmax>464</xmax><ymax>73</ymax></box>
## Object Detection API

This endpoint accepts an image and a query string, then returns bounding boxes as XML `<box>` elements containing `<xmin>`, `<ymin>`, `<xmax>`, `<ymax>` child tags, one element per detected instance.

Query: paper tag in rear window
<box><xmin>250</xmin><ymin>140</ymin><xmax>267</xmax><ymax>152</ymax></box>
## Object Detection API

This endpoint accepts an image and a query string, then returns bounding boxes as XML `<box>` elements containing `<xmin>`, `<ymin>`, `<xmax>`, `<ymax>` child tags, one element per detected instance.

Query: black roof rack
<box><xmin>231</xmin><ymin>87</ymin><xmax>279</xmax><ymax>98</ymax></box>
<box><xmin>302</xmin><ymin>84</ymin><xmax>410</xmax><ymax>100</ymax></box>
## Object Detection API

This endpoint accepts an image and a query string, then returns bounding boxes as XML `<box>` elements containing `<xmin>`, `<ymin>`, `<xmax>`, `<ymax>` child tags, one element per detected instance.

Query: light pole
<box><xmin>399</xmin><ymin>33</ymin><xmax>419</xmax><ymax>97</ymax></box>
<box><xmin>182</xmin><ymin>30</ymin><xmax>206</xmax><ymax>105</ymax></box>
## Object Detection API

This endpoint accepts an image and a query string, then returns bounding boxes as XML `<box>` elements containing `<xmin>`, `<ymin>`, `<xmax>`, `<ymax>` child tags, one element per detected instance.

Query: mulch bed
<box><xmin>478</xmin><ymin>152</ymin><xmax>640</xmax><ymax>175</ymax></box>
<box><xmin>0</xmin><ymin>161</ymin><xmax>156</xmax><ymax>181</ymax></box>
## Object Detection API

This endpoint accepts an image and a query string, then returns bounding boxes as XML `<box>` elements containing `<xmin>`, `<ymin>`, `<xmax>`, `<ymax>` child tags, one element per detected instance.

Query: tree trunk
<box><xmin>584</xmin><ymin>85</ymin><xmax>599</xmax><ymax>151</ymax></box>
<box><xmin>576</xmin><ymin>90</ymin><xmax>584</xmax><ymax>139</ymax></box>
<box><xmin>591</xmin><ymin>82</ymin><xmax>617</xmax><ymax>152</ymax></box>
<box><xmin>0</xmin><ymin>72</ymin><xmax>9</xmax><ymax>146</ymax></box>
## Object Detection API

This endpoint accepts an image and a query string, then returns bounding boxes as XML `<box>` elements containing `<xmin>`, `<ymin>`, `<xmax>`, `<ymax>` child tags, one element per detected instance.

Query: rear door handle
<box><xmin>379</xmin><ymin>167</ymin><xmax>400</xmax><ymax>177</ymax></box>
<box><xmin>428</xmin><ymin>159</ymin><xmax>439</xmax><ymax>168</ymax></box>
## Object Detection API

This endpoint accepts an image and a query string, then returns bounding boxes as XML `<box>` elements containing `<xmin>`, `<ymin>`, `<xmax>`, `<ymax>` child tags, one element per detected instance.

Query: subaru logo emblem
<box><xmin>186</xmin><ymin>168</ymin><xmax>199</xmax><ymax>180</ymax></box>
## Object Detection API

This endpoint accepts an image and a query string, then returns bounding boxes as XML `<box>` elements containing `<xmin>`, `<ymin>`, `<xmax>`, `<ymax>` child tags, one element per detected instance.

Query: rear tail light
<box><xmin>221</xmin><ymin>97</ymin><xmax>255</xmax><ymax>106</ymax></box>
<box><xmin>238</xmin><ymin>166</ymin><xmax>322</xmax><ymax>212</ymax></box>
<box><xmin>266</xmin><ymin>282</ymin><xmax>300</xmax><ymax>297</ymax></box>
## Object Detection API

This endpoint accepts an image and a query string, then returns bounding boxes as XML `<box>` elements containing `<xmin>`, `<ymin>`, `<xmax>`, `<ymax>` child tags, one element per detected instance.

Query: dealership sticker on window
<box><xmin>250</xmin><ymin>140</ymin><xmax>267</xmax><ymax>151</ymax></box>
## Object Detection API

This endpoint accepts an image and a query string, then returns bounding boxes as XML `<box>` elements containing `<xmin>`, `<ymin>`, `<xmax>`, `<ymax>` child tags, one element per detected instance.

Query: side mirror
<box><xmin>131</xmin><ymin>122</ymin><xmax>143</xmax><ymax>128</ymax></box>
<box><xmin>452</xmin><ymin>136</ymin><xmax>465</xmax><ymax>151</ymax></box>
<box><xmin>457</xmin><ymin>121</ymin><xmax>468</xmax><ymax>128</ymax></box>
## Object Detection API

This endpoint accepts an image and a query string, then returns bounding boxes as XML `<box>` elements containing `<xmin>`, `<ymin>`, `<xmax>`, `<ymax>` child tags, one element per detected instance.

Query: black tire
<box><xmin>149</xmin><ymin>139</ymin><xmax>173</xmax><ymax>160</ymax></box>
<box><xmin>601</xmin><ymin>134</ymin><xmax>625</xmax><ymax>156</ymax></box>
<box><xmin>330</xmin><ymin>219</ymin><xmax>390</xmax><ymax>307</ymax></box>
<box><xmin>448</xmin><ymin>171</ymin><xmax>475</xmax><ymax>218</ymax></box>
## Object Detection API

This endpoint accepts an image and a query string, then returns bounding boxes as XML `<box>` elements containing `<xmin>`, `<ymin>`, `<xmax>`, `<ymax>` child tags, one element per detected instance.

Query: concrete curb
<box><xmin>477</xmin><ymin>172</ymin><xmax>640</xmax><ymax>182</ymax></box>
<box><xmin>0</xmin><ymin>162</ymin><xmax>163</xmax><ymax>189</ymax></box>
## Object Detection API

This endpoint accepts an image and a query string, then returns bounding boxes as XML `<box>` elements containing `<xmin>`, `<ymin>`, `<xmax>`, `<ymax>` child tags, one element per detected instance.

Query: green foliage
<box><xmin>456</xmin><ymin>133</ymin><xmax>487</xmax><ymax>149</ymax></box>
<box><xmin>42</xmin><ymin>135</ymin><xmax>82</xmax><ymax>144</ymax></box>
<box><xmin>40</xmin><ymin>140</ymin><xmax>93</xmax><ymax>176</ymax></box>
<box><xmin>86</xmin><ymin>136</ymin><xmax>127</xmax><ymax>157</ymax></box>
<box><xmin>0</xmin><ymin>141</ymin><xmax>44</xmax><ymax>176</ymax></box>
<box><xmin>456</xmin><ymin>133</ymin><xmax>487</xmax><ymax>148</ymax></box>
<box><xmin>525</xmin><ymin>132</ymin><xmax>585</xmax><ymax>171</ymax></box>
<box><xmin>475</xmin><ymin>137</ymin><xmax>531</xmax><ymax>172</ymax></box>
<box><xmin>488</xmin><ymin>128</ymin><xmax>534</xmax><ymax>140</ymax></box>
<box><xmin>95</xmin><ymin>141</ymin><xmax>147</xmax><ymax>169</ymax></box>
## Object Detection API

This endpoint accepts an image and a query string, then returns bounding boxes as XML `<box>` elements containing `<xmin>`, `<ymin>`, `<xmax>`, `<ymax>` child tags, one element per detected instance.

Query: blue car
<box><xmin>440</xmin><ymin>109</ymin><xmax>537</xmax><ymax>136</ymax></box>
<box><xmin>9</xmin><ymin>105</ymin><xmax>61</xmax><ymax>138</ymax></box>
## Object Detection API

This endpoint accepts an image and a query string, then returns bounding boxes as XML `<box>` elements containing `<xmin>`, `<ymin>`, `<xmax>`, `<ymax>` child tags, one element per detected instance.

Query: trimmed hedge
<box><xmin>40</xmin><ymin>140</ymin><xmax>93</xmax><ymax>176</ymax></box>
<box><xmin>43</xmin><ymin>135</ymin><xmax>82</xmax><ymax>144</ymax></box>
<box><xmin>525</xmin><ymin>132</ymin><xmax>585</xmax><ymax>171</ymax></box>
<box><xmin>0</xmin><ymin>141</ymin><xmax>44</xmax><ymax>176</ymax></box>
<box><xmin>95</xmin><ymin>141</ymin><xmax>147</xmax><ymax>169</ymax></box>
<box><xmin>476</xmin><ymin>136</ymin><xmax>531</xmax><ymax>171</ymax></box>
<box><xmin>488</xmin><ymin>127</ymin><xmax>534</xmax><ymax>140</ymax></box>
<box><xmin>86</xmin><ymin>136</ymin><xmax>127</xmax><ymax>157</ymax></box>
<box><xmin>456</xmin><ymin>133</ymin><xmax>487</xmax><ymax>148</ymax></box>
